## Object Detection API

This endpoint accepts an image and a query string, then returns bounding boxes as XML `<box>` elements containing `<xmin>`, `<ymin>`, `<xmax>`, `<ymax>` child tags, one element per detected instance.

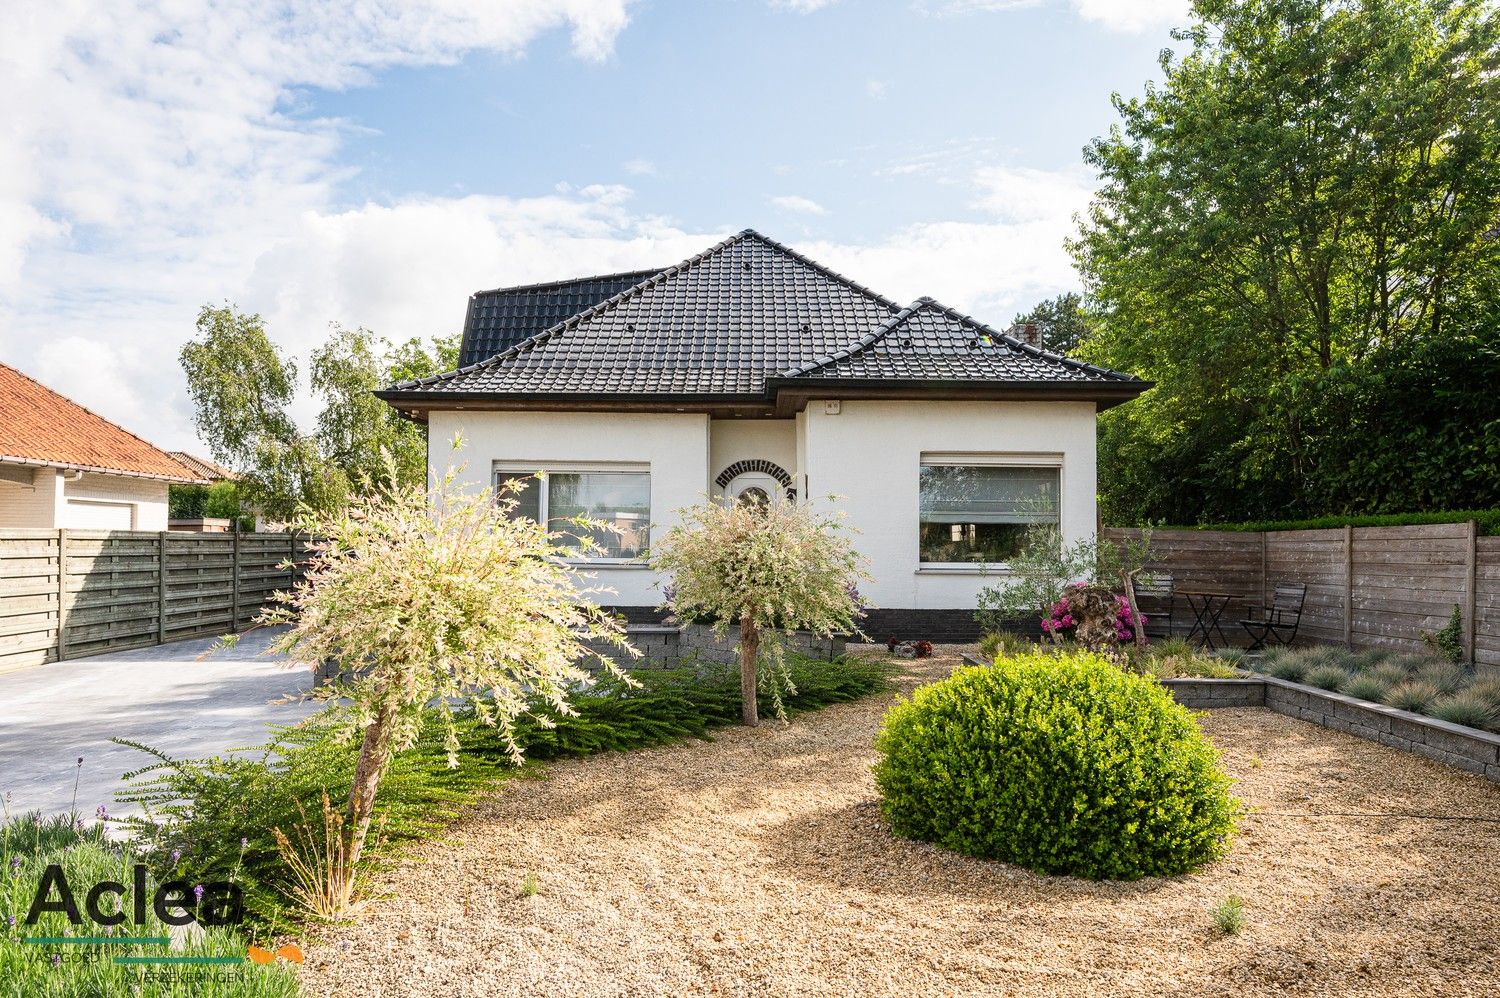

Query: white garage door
<box><xmin>64</xmin><ymin>500</ymin><xmax>134</xmax><ymax>530</ymax></box>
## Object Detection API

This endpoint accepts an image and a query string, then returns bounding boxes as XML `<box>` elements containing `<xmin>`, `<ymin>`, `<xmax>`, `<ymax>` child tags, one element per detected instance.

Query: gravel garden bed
<box><xmin>298</xmin><ymin>646</ymin><xmax>1500</xmax><ymax>998</ymax></box>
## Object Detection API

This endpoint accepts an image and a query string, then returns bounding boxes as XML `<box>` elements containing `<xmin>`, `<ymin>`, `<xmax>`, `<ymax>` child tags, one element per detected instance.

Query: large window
<box><xmin>918</xmin><ymin>463</ymin><xmax>1060</xmax><ymax>565</ymax></box>
<box><xmin>495</xmin><ymin>466</ymin><xmax>651</xmax><ymax>560</ymax></box>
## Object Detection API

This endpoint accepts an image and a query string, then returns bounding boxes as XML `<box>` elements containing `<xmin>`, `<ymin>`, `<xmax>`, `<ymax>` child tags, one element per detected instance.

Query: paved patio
<box><xmin>0</xmin><ymin>627</ymin><xmax>319</xmax><ymax>818</ymax></box>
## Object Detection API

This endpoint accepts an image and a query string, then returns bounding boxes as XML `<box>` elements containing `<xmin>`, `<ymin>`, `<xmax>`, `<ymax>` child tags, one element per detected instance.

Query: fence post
<box><xmin>1343</xmin><ymin>525</ymin><xmax>1354</xmax><ymax>649</ymax></box>
<box><xmin>157</xmin><ymin>532</ymin><xmax>168</xmax><ymax>644</ymax></box>
<box><xmin>56</xmin><ymin>528</ymin><xmax>69</xmax><ymax>662</ymax></box>
<box><xmin>1259</xmin><ymin>532</ymin><xmax>1268</xmax><ymax>610</ymax></box>
<box><xmin>230</xmin><ymin>524</ymin><xmax>241</xmax><ymax>634</ymax></box>
<box><xmin>1465</xmin><ymin>520</ymin><xmax>1478</xmax><ymax>663</ymax></box>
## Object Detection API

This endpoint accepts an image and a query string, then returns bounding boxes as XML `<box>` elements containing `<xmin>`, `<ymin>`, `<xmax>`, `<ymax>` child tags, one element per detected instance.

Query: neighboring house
<box><xmin>167</xmin><ymin>452</ymin><xmax>237</xmax><ymax>483</ymax></box>
<box><xmin>0</xmin><ymin>363</ymin><xmax>206</xmax><ymax>530</ymax></box>
<box><xmin>377</xmin><ymin>230</ymin><xmax>1149</xmax><ymax>638</ymax></box>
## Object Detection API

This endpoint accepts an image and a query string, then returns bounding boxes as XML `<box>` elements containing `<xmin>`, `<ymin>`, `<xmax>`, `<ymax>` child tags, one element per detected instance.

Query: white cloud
<box><xmin>768</xmin><ymin>195</ymin><xmax>829</xmax><ymax>216</ymax></box>
<box><xmin>918</xmin><ymin>0</ymin><xmax>1190</xmax><ymax>32</ymax></box>
<box><xmin>865</xmin><ymin>79</ymin><xmax>889</xmax><ymax>100</ymax></box>
<box><xmin>0</xmin><ymin>0</ymin><xmax>637</xmax><ymax>449</ymax></box>
<box><xmin>771</xmin><ymin>0</ymin><xmax>842</xmax><ymax>11</ymax></box>
<box><xmin>622</xmin><ymin>158</ymin><xmax>658</xmax><ymax>176</ymax></box>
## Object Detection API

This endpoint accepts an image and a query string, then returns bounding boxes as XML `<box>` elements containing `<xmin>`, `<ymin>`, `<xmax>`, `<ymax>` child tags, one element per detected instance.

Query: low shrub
<box><xmin>1303</xmin><ymin>665</ymin><xmax>1352</xmax><ymax>691</ymax></box>
<box><xmin>1210</xmin><ymin>894</ymin><xmax>1245</xmax><ymax>935</ymax></box>
<box><xmin>873</xmin><ymin>650</ymin><xmax>1238</xmax><ymax>880</ymax></box>
<box><xmin>120</xmin><ymin>653</ymin><xmax>893</xmax><ymax>927</ymax></box>
<box><xmin>978</xmin><ymin>631</ymin><xmax>1034</xmax><ymax>661</ymax></box>
<box><xmin>1427</xmin><ymin>691</ymin><xmax>1497</xmax><ymax>730</ymax></box>
<box><xmin>1386</xmin><ymin>680</ymin><xmax>1442</xmax><ymax>714</ymax></box>
<box><xmin>1469</xmin><ymin>677</ymin><xmax>1500</xmax><ymax>711</ymax></box>
<box><xmin>1340</xmin><ymin>673</ymin><xmax>1394</xmax><ymax>704</ymax></box>
<box><xmin>1413</xmin><ymin>662</ymin><xmax>1466</xmax><ymax>695</ymax></box>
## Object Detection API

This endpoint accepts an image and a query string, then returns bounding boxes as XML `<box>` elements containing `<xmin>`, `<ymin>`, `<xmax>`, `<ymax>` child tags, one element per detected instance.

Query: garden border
<box><xmin>958</xmin><ymin>653</ymin><xmax>1500</xmax><ymax>785</ymax></box>
<box><xmin>1164</xmin><ymin>676</ymin><xmax>1500</xmax><ymax>784</ymax></box>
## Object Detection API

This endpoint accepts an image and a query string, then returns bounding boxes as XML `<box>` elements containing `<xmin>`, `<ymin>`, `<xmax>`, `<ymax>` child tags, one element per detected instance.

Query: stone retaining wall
<box><xmin>580</xmin><ymin>623</ymin><xmax>845</xmax><ymax>671</ymax></box>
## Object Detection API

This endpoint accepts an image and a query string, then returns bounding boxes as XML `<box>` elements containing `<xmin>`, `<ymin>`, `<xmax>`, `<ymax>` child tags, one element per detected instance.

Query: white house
<box><xmin>378</xmin><ymin>230</ymin><xmax>1148</xmax><ymax>638</ymax></box>
<box><xmin>0</xmin><ymin>363</ymin><xmax>206</xmax><ymax>530</ymax></box>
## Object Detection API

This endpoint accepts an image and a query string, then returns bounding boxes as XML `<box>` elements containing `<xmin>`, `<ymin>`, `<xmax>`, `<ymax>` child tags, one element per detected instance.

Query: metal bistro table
<box><xmin>1177</xmin><ymin>589</ymin><xmax>1240</xmax><ymax>652</ymax></box>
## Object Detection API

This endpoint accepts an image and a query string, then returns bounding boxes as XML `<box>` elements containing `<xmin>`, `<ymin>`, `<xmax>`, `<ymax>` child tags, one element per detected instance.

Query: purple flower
<box><xmin>51</xmin><ymin>954</ymin><xmax>61</xmax><ymax>967</ymax></box>
<box><xmin>240</xmin><ymin>837</ymin><xmax>249</xmax><ymax>850</ymax></box>
<box><xmin>76</xmin><ymin>757</ymin><xmax>83</xmax><ymax>766</ymax></box>
<box><xmin>170</xmin><ymin>849</ymin><xmax>181</xmax><ymax>865</ymax></box>
<box><xmin>95</xmin><ymin>804</ymin><xmax>108</xmax><ymax>821</ymax></box>
<box><xmin>193</xmin><ymin>884</ymin><xmax>204</xmax><ymax>902</ymax></box>
<box><xmin>9</xmin><ymin>856</ymin><xmax>20</xmax><ymax>871</ymax></box>
<box><xmin>6</xmin><ymin>914</ymin><xmax>15</xmax><ymax>926</ymax></box>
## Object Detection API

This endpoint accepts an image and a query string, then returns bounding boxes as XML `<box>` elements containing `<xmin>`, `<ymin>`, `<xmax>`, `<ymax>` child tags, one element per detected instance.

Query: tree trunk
<box><xmin>739</xmin><ymin>615</ymin><xmax>760</xmax><ymax>727</ymax></box>
<box><xmin>1122</xmin><ymin>571</ymin><xmax>1148</xmax><ymax>650</ymax></box>
<box><xmin>347</xmin><ymin>701</ymin><xmax>397</xmax><ymax>865</ymax></box>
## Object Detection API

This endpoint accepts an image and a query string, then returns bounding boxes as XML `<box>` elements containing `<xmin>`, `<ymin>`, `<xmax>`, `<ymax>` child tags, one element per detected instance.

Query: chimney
<box><xmin>1006</xmin><ymin>322</ymin><xmax>1043</xmax><ymax>348</ymax></box>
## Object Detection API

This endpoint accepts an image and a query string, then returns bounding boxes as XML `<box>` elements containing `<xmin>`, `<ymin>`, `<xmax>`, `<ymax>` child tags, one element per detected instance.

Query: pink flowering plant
<box><xmin>1039</xmin><ymin>583</ymin><xmax>1147</xmax><ymax>650</ymax></box>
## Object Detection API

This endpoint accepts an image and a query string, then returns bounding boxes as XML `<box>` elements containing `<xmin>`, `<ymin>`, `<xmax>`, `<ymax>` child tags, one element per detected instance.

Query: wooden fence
<box><xmin>0</xmin><ymin>529</ymin><xmax>311</xmax><ymax>674</ymax></box>
<box><xmin>1105</xmin><ymin>522</ymin><xmax>1499</xmax><ymax>669</ymax></box>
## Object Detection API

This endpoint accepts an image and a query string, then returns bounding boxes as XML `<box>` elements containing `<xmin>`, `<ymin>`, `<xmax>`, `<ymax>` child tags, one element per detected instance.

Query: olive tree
<box><xmin>651</xmin><ymin>497</ymin><xmax>868</xmax><ymax>726</ymax></box>
<box><xmin>255</xmin><ymin>446</ymin><xmax>632</xmax><ymax>863</ymax></box>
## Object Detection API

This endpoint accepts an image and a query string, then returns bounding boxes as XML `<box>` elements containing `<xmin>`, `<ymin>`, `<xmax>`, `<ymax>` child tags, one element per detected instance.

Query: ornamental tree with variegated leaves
<box><xmin>250</xmin><ymin>443</ymin><xmax>634</xmax><ymax>864</ymax></box>
<box><xmin>651</xmin><ymin>496</ymin><xmax>869</xmax><ymax>726</ymax></box>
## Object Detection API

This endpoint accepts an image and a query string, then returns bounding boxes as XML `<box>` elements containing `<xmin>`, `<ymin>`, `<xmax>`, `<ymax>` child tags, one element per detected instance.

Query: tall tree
<box><xmin>1073</xmin><ymin>0</ymin><xmax>1500</xmax><ymax>524</ymax></box>
<box><xmin>180</xmin><ymin>304</ymin><xmax>458</xmax><ymax>520</ymax></box>
<box><xmin>1012</xmin><ymin>292</ymin><xmax>1093</xmax><ymax>355</ymax></box>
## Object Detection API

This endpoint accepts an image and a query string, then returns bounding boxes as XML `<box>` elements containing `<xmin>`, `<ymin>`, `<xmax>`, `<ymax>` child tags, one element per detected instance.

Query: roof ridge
<box><xmin>735</xmin><ymin>228</ymin><xmax>903</xmax><ymax>312</ymax></box>
<box><xmin>469</xmin><ymin>267</ymin><xmax>665</xmax><ymax>299</ymax></box>
<box><xmin>0</xmin><ymin>362</ymin><xmax>207</xmax><ymax>482</ymax></box>
<box><xmin>392</xmin><ymin>231</ymin><xmax>755</xmax><ymax>391</ymax></box>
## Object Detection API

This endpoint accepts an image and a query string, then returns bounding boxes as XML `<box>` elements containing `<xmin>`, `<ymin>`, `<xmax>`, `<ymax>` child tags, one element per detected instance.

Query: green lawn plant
<box><xmin>874</xmin><ymin>649</ymin><xmax>1238</xmax><ymax>880</ymax></box>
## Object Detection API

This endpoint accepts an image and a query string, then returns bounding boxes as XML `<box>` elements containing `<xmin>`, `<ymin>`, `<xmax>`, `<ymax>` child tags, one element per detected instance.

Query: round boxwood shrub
<box><xmin>873</xmin><ymin>650</ymin><xmax>1238</xmax><ymax>880</ymax></box>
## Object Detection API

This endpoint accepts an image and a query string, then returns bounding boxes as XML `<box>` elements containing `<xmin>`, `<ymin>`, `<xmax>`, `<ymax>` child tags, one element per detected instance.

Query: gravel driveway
<box><xmin>300</xmin><ymin>649</ymin><xmax>1500</xmax><ymax>998</ymax></box>
<box><xmin>0</xmin><ymin>626</ymin><xmax>319</xmax><ymax>819</ymax></box>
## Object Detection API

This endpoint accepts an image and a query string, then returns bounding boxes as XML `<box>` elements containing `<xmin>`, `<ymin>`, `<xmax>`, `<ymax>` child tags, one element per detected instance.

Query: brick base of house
<box><xmin>605</xmin><ymin>606</ymin><xmax>1015</xmax><ymax>645</ymax></box>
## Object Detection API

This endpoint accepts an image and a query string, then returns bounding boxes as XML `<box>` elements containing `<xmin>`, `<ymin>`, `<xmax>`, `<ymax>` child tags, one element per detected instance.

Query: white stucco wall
<box><xmin>0</xmin><ymin>466</ymin><xmax>63</xmax><ymax>528</ymax></box>
<box><xmin>0</xmin><ymin>467</ymin><xmax>169</xmax><ymax>530</ymax></box>
<box><xmin>64</xmin><ymin>473</ymin><xmax>170</xmax><ymax>530</ymax></box>
<box><xmin>707</xmin><ymin>419</ymin><xmax>797</xmax><ymax>497</ymax></box>
<box><xmin>802</xmin><ymin>400</ymin><xmax>1099</xmax><ymax>610</ymax></box>
<box><xmin>428</xmin><ymin>410</ymin><xmax>710</xmax><ymax>605</ymax></box>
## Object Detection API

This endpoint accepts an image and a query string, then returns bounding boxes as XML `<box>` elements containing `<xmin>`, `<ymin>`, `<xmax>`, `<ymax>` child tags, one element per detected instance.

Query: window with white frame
<box><xmin>918</xmin><ymin>461</ymin><xmax>1060</xmax><ymax>564</ymax></box>
<box><xmin>494</xmin><ymin>465</ymin><xmax>651</xmax><ymax>560</ymax></box>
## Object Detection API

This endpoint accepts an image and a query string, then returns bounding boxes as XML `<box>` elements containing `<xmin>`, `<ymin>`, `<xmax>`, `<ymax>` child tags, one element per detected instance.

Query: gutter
<box><xmin>0</xmin><ymin>454</ymin><xmax>209</xmax><ymax>485</ymax></box>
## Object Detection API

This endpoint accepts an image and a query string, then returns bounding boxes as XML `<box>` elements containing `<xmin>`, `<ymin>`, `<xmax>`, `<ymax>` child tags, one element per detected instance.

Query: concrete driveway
<box><xmin>0</xmin><ymin>627</ymin><xmax>321</xmax><ymax>819</ymax></box>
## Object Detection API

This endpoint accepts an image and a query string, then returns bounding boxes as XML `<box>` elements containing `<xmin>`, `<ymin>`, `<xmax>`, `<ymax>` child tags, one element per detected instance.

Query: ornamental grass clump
<box><xmin>1303</xmin><ymin>665</ymin><xmax>1352</xmax><ymax>691</ymax></box>
<box><xmin>1386</xmin><ymin>680</ymin><xmax>1442</xmax><ymax>714</ymax></box>
<box><xmin>651</xmin><ymin>496</ymin><xmax>868</xmax><ymax>726</ymax></box>
<box><xmin>1340</xmin><ymin>673</ymin><xmax>1394</xmax><ymax>705</ymax></box>
<box><xmin>249</xmin><ymin>445</ymin><xmax>633</xmax><ymax>868</ymax></box>
<box><xmin>873</xmin><ymin>650</ymin><xmax>1238</xmax><ymax>880</ymax></box>
<box><xmin>1428</xmin><ymin>690</ymin><xmax>1497</xmax><ymax>730</ymax></box>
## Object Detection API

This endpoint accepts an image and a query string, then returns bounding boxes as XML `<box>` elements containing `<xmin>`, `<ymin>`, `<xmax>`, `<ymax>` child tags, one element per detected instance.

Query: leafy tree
<box><xmin>180</xmin><ymin>304</ymin><xmax>458</xmax><ymax>520</ymax></box>
<box><xmin>252</xmin><ymin>449</ymin><xmax>632</xmax><ymax>869</ymax></box>
<box><xmin>651</xmin><ymin>498</ymin><xmax>868</xmax><ymax>726</ymax></box>
<box><xmin>1073</xmin><ymin>0</ymin><xmax>1500</xmax><ymax>524</ymax></box>
<box><xmin>1012</xmin><ymin>292</ymin><xmax>1093</xmax><ymax>355</ymax></box>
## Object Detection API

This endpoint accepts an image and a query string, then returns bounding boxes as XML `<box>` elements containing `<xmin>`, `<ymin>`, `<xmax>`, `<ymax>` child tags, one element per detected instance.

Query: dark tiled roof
<box><xmin>459</xmin><ymin>269</ymin><xmax>663</xmax><ymax>367</ymax></box>
<box><xmin>783</xmin><ymin>297</ymin><xmax>1135</xmax><ymax>384</ymax></box>
<box><xmin>398</xmin><ymin>230</ymin><xmax>899</xmax><ymax>396</ymax></box>
<box><xmin>382</xmin><ymin>229</ymin><xmax>1146</xmax><ymax>408</ymax></box>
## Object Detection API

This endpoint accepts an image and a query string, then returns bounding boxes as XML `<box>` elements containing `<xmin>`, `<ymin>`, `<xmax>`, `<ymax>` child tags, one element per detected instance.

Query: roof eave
<box><xmin>0</xmin><ymin>454</ymin><xmax>210</xmax><ymax>485</ymax></box>
<box><xmin>765</xmin><ymin>378</ymin><xmax>1153</xmax><ymax>416</ymax></box>
<box><xmin>374</xmin><ymin>389</ymin><xmax>778</xmax><ymax>420</ymax></box>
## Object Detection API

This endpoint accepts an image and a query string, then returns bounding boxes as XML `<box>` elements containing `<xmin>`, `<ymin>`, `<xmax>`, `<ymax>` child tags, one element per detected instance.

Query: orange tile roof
<box><xmin>168</xmin><ymin>451</ymin><xmax>237</xmax><ymax>481</ymax></box>
<box><xmin>0</xmin><ymin>363</ymin><xmax>206</xmax><ymax>482</ymax></box>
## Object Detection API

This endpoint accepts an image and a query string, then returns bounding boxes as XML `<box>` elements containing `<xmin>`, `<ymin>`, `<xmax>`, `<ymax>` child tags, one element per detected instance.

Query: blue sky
<box><xmin>0</xmin><ymin>0</ymin><xmax>1188</xmax><ymax>450</ymax></box>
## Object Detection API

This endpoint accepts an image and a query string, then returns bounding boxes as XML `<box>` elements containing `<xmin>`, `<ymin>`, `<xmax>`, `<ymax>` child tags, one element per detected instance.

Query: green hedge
<box><xmin>1152</xmin><ymin>509</ymin><xmax>1500</xmax><ymax>536</ymax></box>
<box><xmin>873</xmin><ymin>650</ymin><xmax>1238</xmax><ymax>880</ymax></box>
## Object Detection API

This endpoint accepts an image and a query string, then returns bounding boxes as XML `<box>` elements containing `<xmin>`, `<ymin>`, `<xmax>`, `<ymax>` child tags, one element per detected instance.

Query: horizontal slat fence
<box><xmin>1106</xmin><ymin>522</ymin><xmax>1499</xmax><ymax>670</ymax></box>
<box><xmin>0</xmin><ymin>529</ymin><xmax>309</xmax><ymax>674</ymax></box>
